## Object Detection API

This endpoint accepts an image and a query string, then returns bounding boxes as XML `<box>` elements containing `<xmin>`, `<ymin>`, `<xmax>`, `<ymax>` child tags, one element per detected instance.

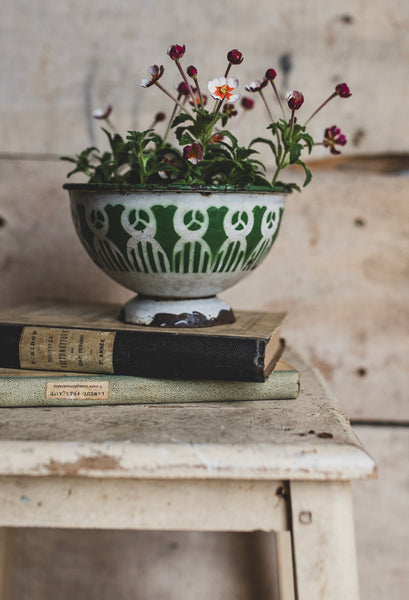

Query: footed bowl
<box><xmin>65</xmin><ymin>184</ymin><xmax>285</xmax><ymax>327</ymax></box>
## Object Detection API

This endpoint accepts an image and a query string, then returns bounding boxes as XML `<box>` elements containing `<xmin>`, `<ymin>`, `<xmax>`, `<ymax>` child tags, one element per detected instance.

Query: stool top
<box><xmin>0</xmin><ymin>348</ymin><xmax>376</xmax><ymax>481</ymax></box>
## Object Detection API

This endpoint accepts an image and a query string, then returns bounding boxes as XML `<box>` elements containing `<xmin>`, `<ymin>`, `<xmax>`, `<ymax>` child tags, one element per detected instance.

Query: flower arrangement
<box><xmin>62</xmin><ymin>44</ymin><xmax>351</xmax><ymax>193</ymax></box>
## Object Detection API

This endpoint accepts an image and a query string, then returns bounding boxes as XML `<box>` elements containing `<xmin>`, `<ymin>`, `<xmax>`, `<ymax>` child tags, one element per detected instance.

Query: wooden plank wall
<box><xmin>1</xmin><ymin>1</ymin><xmax>408</xmax><ymax>598</ymax></box>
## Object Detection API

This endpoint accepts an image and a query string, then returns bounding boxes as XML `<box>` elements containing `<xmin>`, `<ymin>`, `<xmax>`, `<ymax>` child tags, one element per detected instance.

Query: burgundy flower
<box><xmin>223</xmin><ymin>103</ymin><xmax>238</xmax><ymax>117</ymax></box>
<box><xmin>285</xmin><ymin>90</ymin><xmax>304</xmax><ymax>110</ymax></box>
<box><xmin>183</xmin><ymin>142</ymin><xmax>203</xmax><ymax>164</ymax></box>
<box><xmin>187</xmin><ymin>65</ymin><xmax>198</xmax><ymax>78</ymax></box>
<box><xmin>245</xmin><ymin>79</ymin><xmax>268</xmax><ymax>93</ymax></box>
<box><xmin>265</xmin><ymin>68</ymin><xmax>277</xmax><ymax>81</ymax></box>
<box><xmin>323</xmin><ymin>125</ymin><xmax>347</xmax><ymax>154</ymax></box>
<box><xmin>154</xmin><ymin>112</ymin><xmax>166</xmax><ymax>123</ymax></box>
<box><xmin>140</xmin><ymin>65</ymin><xmax>165</xmax><ymax>88</ymax></box>
<box><xmin>241</xmin><ymin>97</ymin><xmax>254</xmax><ymax>110</ymax></box>
<box><xmin>177</xmin><ymin>81</ymin><xmax>189</xmax><ymax>96</ymax></box>
<box><xmin>167</xmin><ymin>44</ymin><xmax>186</xmax><ymax>60</ymax></box>
<box><xmin>227</xmin><ymin>49</ymin><xmax>243</xmax><ymax>65</ymax></box>
<box><xmin>92</xmin><ymin>105</ymin><xmax>113</xmax><ymax>120</ymax></box>
<box><xmin>335</xmin><ymin>83</ymin><xmax>352</xmax><ymax>98</ymax></box>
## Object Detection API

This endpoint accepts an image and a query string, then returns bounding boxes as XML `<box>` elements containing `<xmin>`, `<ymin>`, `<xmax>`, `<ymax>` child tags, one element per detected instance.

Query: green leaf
<box><xmin>213</xmin><ymin>129</ymin><xmax>238</xmax><ymax>150</ymax></box>
<box><xmin>250</xmin><ymin>137</ymin><xmax>277</xmax><ymax>155</ymax></box>
<box><xmin>171</xmin><ymin>113</ymin><xmax>195</xmax><ymax>128</ymax></box>
<box><xmin>296</xmin><ymin>160</ymin><xmax>312</xmax><ymax>187</ymax></box>
<box><xmin>60</xmin><ymin>156</ymin><xmax>77</xmax><ymax>164</ymax></box>
<box><xmin>289</xmin><ymin>142</ymin><xmax>303</xmax><ymax>164</ymax></box>
<box><xmin>179</xmin><ymin>131</ymin><xmax>196</xmax><ymax>146</ymax></box>
<box><xmin>272</xmin><ymin>181</ymin><xmax>301</xmax><ymax>194</ymax></box>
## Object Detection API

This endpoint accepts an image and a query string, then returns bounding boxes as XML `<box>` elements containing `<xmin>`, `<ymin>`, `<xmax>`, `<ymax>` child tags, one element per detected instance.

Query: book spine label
<box><xmin>19</xmin><ymin>327</ymin><xmax>116</xmax><ymax>374</ymax></box>
<box><xmin>46</xmin><ymin>381</ymin><xmax>110</xmax><ymax>401</ymax></box>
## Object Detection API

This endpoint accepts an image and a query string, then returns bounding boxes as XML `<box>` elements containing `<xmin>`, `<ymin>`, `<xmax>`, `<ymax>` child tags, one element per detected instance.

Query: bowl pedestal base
<box><xmin>120</xmin><ymin>295</ymin><xmax>235</xmax><ymax>328</ymax></box>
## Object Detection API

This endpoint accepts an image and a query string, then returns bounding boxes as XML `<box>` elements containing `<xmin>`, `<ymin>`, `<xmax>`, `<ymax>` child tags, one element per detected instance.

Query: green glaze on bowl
<box><xmin>68</xmin><ymin>187</ymin><xmax>285</xmax><ymax>300</ymax></box>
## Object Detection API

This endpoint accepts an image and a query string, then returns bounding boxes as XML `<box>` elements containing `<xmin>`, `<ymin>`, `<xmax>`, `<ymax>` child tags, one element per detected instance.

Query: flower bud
<box><xmin>241</xmin><ymin>97</ymin><xmax>254</xmax><ymax>110</ymax></box>
<box><xmin>335</xmin><ymin>83</ymin><xmax>352</xmax><ymax>98</ymax></box>
<box><xmin>245</xmin><ymin>79</ymin><xmax>268</xmax><ymax>93</ymax></box>
<box><xmin>187</xmin><ymin>65</ymin><xmax>198</xmax><ymax>78</ymax></box>
<box><xmin>227</xmin><ymin>49</ymin><xmax>243</xmax><ymax>65</ymax></box>
<box><xmin>177</xmin><ymin>81</ymin><xmax>189</xmax><ymax>95</ymax></box>
<box><xmin>285</xmin><ymin>90</ymin><xmax>304</xmax><ymax>110</ymax></box>
<box><xmin>92</xmin><ymin>105</ymin><xmax>113</xmax><ymax>119</ymax></box>
<box><xmin>265</xmin><ymin>68</ymin><xmax>277</xmax><ymax>81</ymax></box>
<box><xmin>167</xmin><ymin>44</ymin><xmax>186</xmax><ymax>60</ymax></box>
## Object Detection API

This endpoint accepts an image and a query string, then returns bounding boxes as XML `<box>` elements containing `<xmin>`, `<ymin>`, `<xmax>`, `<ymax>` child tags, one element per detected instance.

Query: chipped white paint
<box><xmin>290</xmin><ymin>481</ymin><xmax>360</xmax><ymax>600</ymax></box>
<box><xmin>0</xmin><ymin>350</ymin><xmax>376</xmax><ymax>481</ymax></box>
<box><xmin>0</xmin><ymin>349</ymin><xmax>376</xmax><ymax>599</ymax></box>
<box><xmin>0</xmin><ymin>478</ymin><xmax>288</xmax><ymax>532</ymax></box>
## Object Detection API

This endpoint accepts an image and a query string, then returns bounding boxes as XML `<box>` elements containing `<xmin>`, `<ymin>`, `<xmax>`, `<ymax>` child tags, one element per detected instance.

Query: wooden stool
<box><xmin>0</xmin><ymin>349</ymin><xmax>376</xmax><ymax>599</ymax></box>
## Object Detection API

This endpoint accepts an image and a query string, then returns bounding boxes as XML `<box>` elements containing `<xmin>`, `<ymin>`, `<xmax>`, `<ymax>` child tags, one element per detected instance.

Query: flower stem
<box><xmin>258</xmin><ymin>89</ymin><xmax>274</xmax><ymax>123</ymax></box>
<box><xmin>194</xmin><ymin>78</ymin><xmax>204</xmax><ymax>108</ymax></box>
<box><xmin>224</xmin><ymin>63</ymin><xmax>232</xmax><ymax>78</ymax></box>
<box><xmin>269</xmin><ymin>81</ymin><xmax>285</xmax><ymax>119</ymax></box>
<box><xmin>304</xmin><ymin>92</ymin><xmax>337</xmax><ymax>125</ymax></box>
<box><xmin>154</xmin><ymin>82</ymin><xmax>192</xmax><ymax>115</ymax></box>
<box><xmin>164</xmin><ymin>95</ymin><xmax>181</xmax><ymax>142</ymax></box>
<box><xmin>175</xmin><ymin>59</ymin><xmax>197</xmax><ymax>107</ymax></box>
<box><xmin>290</xmin><ymin>110</ymin><xmax>295</xmax><ymax>137</ymax></box>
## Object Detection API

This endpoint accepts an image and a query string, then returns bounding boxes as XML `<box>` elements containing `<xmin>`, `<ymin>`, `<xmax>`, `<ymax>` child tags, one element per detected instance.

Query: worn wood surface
<box><xmin>0</xmin><ymin>478</ymin><xmax>288</xmax><ymax>532</ymax></box>
<box><xmin>4</xmin><ymin>424</ymin><xmax>408</xmax><ymax>600</ymax></box>
<box><xmin>0</xmin><ymin>349</ymin><xmax>375</xmax><ymax>481</ymax></box>
<box><xmin>1</xmin><ymin>0</ymin><xmax>409</xmax><ymax>157</ymax></box>
<box><xmin>352</xmin><ymin>426</ymin><xmax>409</xmax><ymax>600</ymax></box>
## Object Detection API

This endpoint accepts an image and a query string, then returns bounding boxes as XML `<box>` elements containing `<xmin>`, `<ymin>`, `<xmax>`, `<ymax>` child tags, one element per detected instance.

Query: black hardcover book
<box><xmin>0</xmin><ymin>300</ymin><xmax>286</xmax><ymax>382</ymax></box>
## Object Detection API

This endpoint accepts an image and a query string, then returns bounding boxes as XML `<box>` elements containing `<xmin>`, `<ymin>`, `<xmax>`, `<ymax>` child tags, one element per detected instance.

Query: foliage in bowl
<box><xmin>62</xmin><ymin>44</ymin><xmax>351</xmax><ymax>193</ymax></box>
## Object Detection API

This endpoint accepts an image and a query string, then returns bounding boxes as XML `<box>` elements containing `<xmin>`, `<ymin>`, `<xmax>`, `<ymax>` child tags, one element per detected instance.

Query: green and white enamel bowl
<box><xmin>64</xmin><ymin>184</ymin><xmax>285</xmax><ymax>327</ymax></box>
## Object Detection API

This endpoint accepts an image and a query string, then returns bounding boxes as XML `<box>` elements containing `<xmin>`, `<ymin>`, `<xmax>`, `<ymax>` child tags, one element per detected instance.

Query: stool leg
<box><xmin>276</xmin><ymin>531</ymin><xmax>296</xmax><ymax>600</ymax></box>
<box><xmin>289</xmin><ymin>481</ymin><xmax>360</xmax><ymax>600</ymax></box>
<box><xmin>0</xmin><ymin>528</ymin><xmax>14</xmax><ymax>600</ymax></box>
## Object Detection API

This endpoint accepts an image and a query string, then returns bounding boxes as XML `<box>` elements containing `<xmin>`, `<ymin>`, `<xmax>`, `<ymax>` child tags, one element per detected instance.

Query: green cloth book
<box><xmin>0</xmin><ymin>359</ymin><xmax>299</xmax><ymax>407</ymax></box>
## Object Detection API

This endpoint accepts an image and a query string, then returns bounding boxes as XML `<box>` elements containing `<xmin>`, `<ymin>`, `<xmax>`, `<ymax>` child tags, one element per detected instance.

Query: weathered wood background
<box><xmin>1</xmin><ymin>0</ymin><xmax>408</xmax><ymax>598</ymax></box>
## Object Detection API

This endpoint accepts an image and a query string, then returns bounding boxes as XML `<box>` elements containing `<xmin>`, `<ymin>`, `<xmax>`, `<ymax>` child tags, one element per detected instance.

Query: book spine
<box><xmin>0</xmin><ymin>324</ymin><xmax>267</xmax><ymax>382</ymax></box>
<box><xmin>0</xmin><ymin>370</ymin><xmax>299</xmax><ymax>407</ymax></box>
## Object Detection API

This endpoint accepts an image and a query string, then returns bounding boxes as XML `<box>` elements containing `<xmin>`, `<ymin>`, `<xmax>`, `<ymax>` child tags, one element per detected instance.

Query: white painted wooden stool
<box><xmin>0</xmin><ymin>349</ymin><xmax>376</xmax><ymax>600</ymax></box>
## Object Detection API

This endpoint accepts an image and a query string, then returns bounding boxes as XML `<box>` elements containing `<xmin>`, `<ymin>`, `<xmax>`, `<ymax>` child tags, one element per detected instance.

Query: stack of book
<box><xmin>0</xmin><ymin>299</ymin><xmax>299</xmax><ymax>407</ymax></box>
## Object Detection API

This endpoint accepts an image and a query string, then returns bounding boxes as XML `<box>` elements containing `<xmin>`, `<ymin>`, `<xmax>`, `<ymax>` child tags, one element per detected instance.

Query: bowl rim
<box><xmin>63</xmin><ymin>182</ymin><xmax>284</xmax><ymax>195</ymax></box>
